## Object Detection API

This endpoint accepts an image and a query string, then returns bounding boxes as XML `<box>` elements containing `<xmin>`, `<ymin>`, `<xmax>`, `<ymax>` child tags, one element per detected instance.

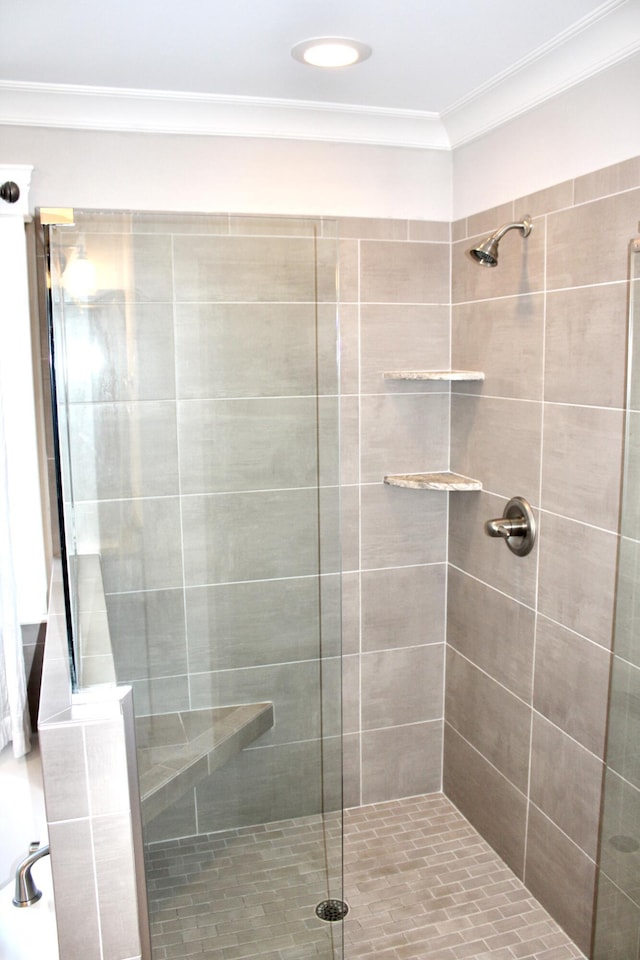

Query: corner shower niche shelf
<box><xmin>383</xmin><ymin>370</ymin><xmax>485</xmax><ymax>381</ymax></box>
<box><xmin>136</xmin><ymin>702</ymin><xmax>274</xmax><ymax>825</ymax></box>
<box><xmin>384</xmin><ymin>472</ymin><xmax>482</xmax><ymax>491</ymax></box>
<box><xmin>383</xmin><ymin>369</ymin><xmax>484</xmax><ymax>492</ymax></box>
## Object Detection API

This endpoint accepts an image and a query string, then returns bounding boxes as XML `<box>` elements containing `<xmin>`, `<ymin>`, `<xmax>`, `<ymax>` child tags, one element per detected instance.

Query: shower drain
<box><xmin>315</xmin><ymin>899</ymin><xmax>349</xmax><ymax>922</ymax></box>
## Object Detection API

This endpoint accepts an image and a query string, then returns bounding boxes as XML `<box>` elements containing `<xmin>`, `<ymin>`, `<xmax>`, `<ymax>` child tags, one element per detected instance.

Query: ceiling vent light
<box><xmin>291</xmin><ymin>37</ymin><xmax>372</xmax><ymax>68</ymax></box>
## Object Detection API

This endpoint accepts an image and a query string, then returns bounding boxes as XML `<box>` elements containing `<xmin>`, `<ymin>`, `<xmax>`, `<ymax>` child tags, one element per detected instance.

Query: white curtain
<box><xmin>0</xmin><ymin>375</ymin><xmax>30</xmax><ymax>758</ymax></box>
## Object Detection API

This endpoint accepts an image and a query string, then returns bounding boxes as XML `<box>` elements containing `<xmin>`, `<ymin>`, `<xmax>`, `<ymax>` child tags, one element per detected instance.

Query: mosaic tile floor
<box><xmin>146</xmin><ymin>793</ymin><xmax>586</xmax><ymax>960</ymax></box>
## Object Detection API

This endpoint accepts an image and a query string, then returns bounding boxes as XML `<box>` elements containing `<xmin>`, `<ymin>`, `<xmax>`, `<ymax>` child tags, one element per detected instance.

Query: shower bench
<box><xmin>135</xmin><ymin>702</ymin><xmax>274</xmax><ymax>824</ymax></box>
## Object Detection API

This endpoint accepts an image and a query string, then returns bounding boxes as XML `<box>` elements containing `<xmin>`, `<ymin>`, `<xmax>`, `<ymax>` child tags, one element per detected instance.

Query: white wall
<box><xmin>452</xmin><ymin>52</ymin><xmax>640</xmax><ymax>219</ymax></box>
<box><xmin>1</xmin><ymin>127</ymin><xmax>451</xmax><ymax>220</ymax></box>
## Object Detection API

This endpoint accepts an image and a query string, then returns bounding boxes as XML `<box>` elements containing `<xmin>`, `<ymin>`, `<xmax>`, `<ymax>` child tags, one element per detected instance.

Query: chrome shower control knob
<box><xmin>485</xmin><ymin>496</ymin><xmax>536</xmax><ymax>557</ymax></box>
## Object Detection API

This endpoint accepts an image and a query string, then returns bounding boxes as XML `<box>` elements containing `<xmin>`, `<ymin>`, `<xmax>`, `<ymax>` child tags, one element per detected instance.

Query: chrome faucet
<box><xmin>13</xmin><ymin>841</ymin><xmax>50</xmax><ymax>907</ymax></box>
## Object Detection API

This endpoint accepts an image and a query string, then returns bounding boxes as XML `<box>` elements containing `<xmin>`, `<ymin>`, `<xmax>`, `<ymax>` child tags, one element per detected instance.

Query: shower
<box><xmin>470</xmin><ymin>214</ymin><xmax>532</xmax><ymax>266</ymax></box>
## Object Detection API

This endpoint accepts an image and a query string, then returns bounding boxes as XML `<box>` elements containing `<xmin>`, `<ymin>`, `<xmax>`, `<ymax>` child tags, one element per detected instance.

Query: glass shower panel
<box><xmin>46</xmin><ymin>210</ymin><xmax>343</xmax><ymax>960</ymax></box>
<box><xmin>593</xmin><ymin>239</ymin><xmax>640</xmax><ymax>960</ymax></box>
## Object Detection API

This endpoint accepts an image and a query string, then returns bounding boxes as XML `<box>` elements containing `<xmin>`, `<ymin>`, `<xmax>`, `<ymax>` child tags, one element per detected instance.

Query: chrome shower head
<box><xmin>470</xmin><ymin>215</ymin><xmax>532</xmax><ymax>267</ymax></box>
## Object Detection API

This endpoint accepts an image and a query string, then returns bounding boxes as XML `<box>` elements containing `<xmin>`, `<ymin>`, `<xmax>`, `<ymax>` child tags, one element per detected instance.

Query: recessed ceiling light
<box><xmin>291</xmin><ymin>37</ymin><xmax>372</xmax><ymax>69</ymax></box>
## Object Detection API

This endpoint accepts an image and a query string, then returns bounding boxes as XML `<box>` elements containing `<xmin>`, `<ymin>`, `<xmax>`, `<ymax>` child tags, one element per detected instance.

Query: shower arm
<box><xmin>490</xmin><ymin>217</ymin><xmax>532</xmax><ymax>243</ymax></box>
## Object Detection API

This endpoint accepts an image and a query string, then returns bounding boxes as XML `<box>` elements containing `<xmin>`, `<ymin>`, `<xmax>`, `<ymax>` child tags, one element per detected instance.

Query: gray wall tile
<box><xmin>598</xmin><ymin>768</ymin><xmax>640</xmax><ymax>906</ymax></box>
<box><xmin>541</xmin><ymin>402</ymin><xmax>623</xmax><ymax>530</ymax></box>
<box><xmin>84</xmin><ymin>719</ymin><xmax>131</xmax><ymax>817</ymax></box>
<box><xmin>466</xmin><ymin>202</ymin><xmax>515</xmax><ymax>238</ymax></box>
<box><xmin>39</xmin><ymin>725</ymin><xmax>89</xmax><ymax>821</ymax></box>
<box><xmin>546</xmin><ymin>189</ymin><xmax>640</xmax><ymax>289</ymax></box>
<box><xmin>545</xmin><ymin>283</ymin><xmax>628</xmax><ymax>408</ymax></box>
<box><xmin>525</xmin><ymin>805</ymin><xmax>596</xmax><ymax>954</ymax></box>
<box><xmin>447</xmin><ymin>566</ymin><xmax>535</xmax><ymax>702</ymax></box>
<box><xmin>342</xmin><ymin>732</ymin><xmax>361</xmax><ymax>809</ymax></box>
<box><xmin>622</xmin><ymin>412</ymin><xmax>640</xmax><ymax>541</ymax></box>
<box><xmin>593</xmin><ymin>872</ymin><xmax>640</xmax><ymax>960</ymax></box>
<box><xmin>182</xmin><ymin>489</ymin><xmax>321</xmax><ymax>585</ymax></box>
<box><xmin>48</xmin><ymin>818</ymin><xmax>102</xmax><ymax>960</ymax></box>
<box><xmin>452</xmin><ymin>293</ymin><xmax>544</xmax><ymax>401</ymax></box>
<box><xmin>451</xmin><ymin>394</ymin><xmax>542</xmax><ymax>500</ymax></box>
<box><xmin>69</xmin><ymin>400</ymin><xmax>178</xmax><ymax>501</ymax></box>
<box><xmin>408</xmin><ymin>220</ymin><xmax>450</xmax><ymax>242</ymax></box>
<box><xmin>338</xmin><ymin>239</ymin><xmax>359</xmax><ymax>302</ymax></box>
<box><xmin>195</xmin><ymin>740</ymin><xmax>327</xmax><ymax>832</ymax></box>
<box><xmin>173</xmin><ymin>235</ymin><xmax>326</xmax><ymax>302</ymax></box>
<box><xmin>185</xmin><ymin>576</ymin><xmax>337</xmax><ymax>671</ymax></box>
<box><xmin>83</xmin><ymin>232</ymin><xmax>173</xmax><ymax>302</ymax></box>
<box><xmin>606</xmin><ymin>656</ymin><xmax>640</xmax><ymax>790</ymax></box>
<box><xmin>534</xmin><ymin>616</ymin><xmax>611</xmax><ymax>756</ymax></box>
<box><xmin>360</xmin><ymin>393</ymin><xmax>449</xmax><ymax>483</ymax></box>
<box><xmin>361</xmin><ymin>483</ymin><xmax>447</xmax><ymax>569</ymax></box>
<box><xmin>342</xmin><ymin>655</ymin><xmax>360</xmax><ymax>735</ymax></box>
<box><xmin>445</xmin><ymin>647</ymin><xmax>531</xmax><ymax>791</ymax></box>
<box><xmin>361</xmin><ymin>564</ymin><xmax>446</xmax><ymax>652</ymax></box>
<box><xmin>361</xmin><ymin>721</ymin><xmax>442</xmax><ymax>804</ymax></box>
<box><xmin>360</xmin><ymin>240</ymin><xmax>449</xmax><ymax>304</ymax></box>
<box><xmin>338</xmin><ymin>217</ymin><xmax>408</xmax><ymax>240</ymax></box>
<box><xmin>443</xmin><ymin>723</ymin><xmax>526</xmax><ymax>878</ymax></box>
<box><xmin>538</xmin><ymin>511</ymin><xmax>617</xmax><ymax>648</ymax></box>
<box><xmin>574</xmin><ymin>157</ymin><xmax>640</xmax><ymax>205</ymax></box>
<box><xmin>361</xmin><ymin>644</ymin><xmax>444</xmax><ymax>729</ymax></box>
<box><xmin>178</xmin><ymin>397</ymin><xmax>320</xmax><ymax>494</ymax></box>
<box><xmin>93</xmin><ymin>813</ymin><xmax>141</xmax><ymax>960</ymax></box>
<box><xmin>530</xmin><ymin>713</ymin><xmax>603</xmax><ymax>858</ymax></box>
<box><xmin>614</xmin><ymin>536</ymin><xmax>640</xmax><ymax>667</ymax></box>
<box><xmin>341</xmin><ymin>572</ymin><xmax>360</xmax><ymax>657</ymax></box>
<box><xmin>130</xmin><ymin>675</ymin><xmax>190</xmax><ymax>717</ymax></box>
<box><xmin>64</xmin><ymin>302</ymin><xmax>176</xmax><ymax>403</ymax></box>
<box><xmin>515</xmin><ymin>180</ymin><xmax>573</xmax><ymax>218</ymax></box>
<box><xmin>106</xmin><ymin>589</ymin><xmax>187</xmax><ymax>682</ymax></box>
<box><xmin>360</xmin><ymin>304</ymin><xmax>450</xmax><ymax>393</ymax></box>
<box><xmin>175</xmin><ymin>303</ymin><xmax>331</xmax><ymax>400</ymax></box>
<box><xmin>75</xmin><ymin>497</ymin><xmax>183</xmax><ymax>593</ymax></box>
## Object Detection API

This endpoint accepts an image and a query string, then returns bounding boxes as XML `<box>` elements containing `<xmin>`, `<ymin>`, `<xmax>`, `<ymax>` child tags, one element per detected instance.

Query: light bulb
<box><xmin>62</xmin><ymin>251</ymin><xmax>97</xmax><ymax>300</ymax></box>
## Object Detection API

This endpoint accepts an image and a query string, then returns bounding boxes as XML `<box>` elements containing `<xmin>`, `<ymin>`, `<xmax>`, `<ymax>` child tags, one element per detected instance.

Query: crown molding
<box><xmin>0</xmin><ymin>0</ymin><xmax>638</xmax><ymax>151</ymax></box>
<box><xmin>0</xmin><ymin>81</ymin><xmax>449</xmax><ymax>150</ymax></box>
<box><xmin>442</xmin><ymin>0</ymin><xmax>640</xmax><ymax>147</ymax></box>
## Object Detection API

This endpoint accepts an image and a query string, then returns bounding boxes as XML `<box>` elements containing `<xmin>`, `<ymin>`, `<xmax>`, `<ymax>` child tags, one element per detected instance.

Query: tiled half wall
<box><xmin>445</xmin><ymin>157</ymin><xmax>640</xmax><ymax>953</ymax></box>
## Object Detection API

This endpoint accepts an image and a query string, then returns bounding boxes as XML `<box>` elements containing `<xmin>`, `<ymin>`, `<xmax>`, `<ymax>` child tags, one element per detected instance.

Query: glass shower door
<box><xmin>593</xmin><ymin>238</ymin><xmax>640</xmax><ymax>959</ymax></box>
<box><xmin>46</xmin><ymin>209</ymin><xmax>343</xmax><ymax>960</ymax></box>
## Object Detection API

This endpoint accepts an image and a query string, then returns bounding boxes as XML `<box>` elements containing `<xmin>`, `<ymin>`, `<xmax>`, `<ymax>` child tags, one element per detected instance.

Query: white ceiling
<box><xmin>1</xmin><ymin>0</ymin><xmax>639</xmax><ymax>148</ymax></box>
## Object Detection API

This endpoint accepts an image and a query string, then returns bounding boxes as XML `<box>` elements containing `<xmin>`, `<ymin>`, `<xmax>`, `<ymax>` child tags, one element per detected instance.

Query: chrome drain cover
<box><xmin>315</xmin><ymin>899</ymin><xmax>349</xmax><ymax>922</ymax></box>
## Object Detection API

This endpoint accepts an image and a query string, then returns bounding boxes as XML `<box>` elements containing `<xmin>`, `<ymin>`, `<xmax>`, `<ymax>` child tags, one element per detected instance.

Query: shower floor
<box><xmin>146</xmin><ymin>793</ymin><xmax>586</xmax><ymax>960</ymax></box>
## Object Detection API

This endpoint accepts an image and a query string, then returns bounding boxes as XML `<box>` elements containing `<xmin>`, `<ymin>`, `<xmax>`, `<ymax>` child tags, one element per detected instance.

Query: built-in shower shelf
<box><xmin>383</xmin><ymin>370</ymin><xmax>485</xmax><ymax>381</ymax></box>
<box><xmin>136</xmin><ymin>702</ymin><xmax>274</xmax><ymax>825</ymax></box>
<box><xmin>384</xmin><ymin>472</ymin><xmax>482</xmax><ymax>491</ymax></box>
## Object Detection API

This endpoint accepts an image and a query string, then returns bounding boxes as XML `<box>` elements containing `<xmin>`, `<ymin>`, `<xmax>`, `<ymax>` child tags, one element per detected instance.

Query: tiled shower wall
<box><xmin>35</xmin><ymin>160</ymin><xmax>640</xmax><ymax>954</ymax></box>
<box><xmin>445</xmin><ymin>156</ymin><xmax>640</xmax><ymax>953</ymax></box>
<box><xmin>337</xmin><ymin>217</ymin><xmax>451</xmax><ymax>808</ymax></box>
<box><xmin>50</xmin><ymin>213</ymin><xmax>345</xmax><ymax>842</ymax></box>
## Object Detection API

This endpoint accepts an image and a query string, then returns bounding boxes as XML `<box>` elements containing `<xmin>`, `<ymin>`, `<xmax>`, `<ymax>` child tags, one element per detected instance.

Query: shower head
<box><xmin>470</xmin><ymin>215</ymin><xmax>532</xmax><ymax>267</ymax></box>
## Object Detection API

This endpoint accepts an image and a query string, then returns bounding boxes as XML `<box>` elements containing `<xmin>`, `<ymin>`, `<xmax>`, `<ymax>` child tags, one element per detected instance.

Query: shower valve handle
<box><xmin>484</xmin><ymin>496</ymin><xmax>536</xmax><ymax>557</ymax></box>
<box><xmin>485</xmin><ymin>517</ymin><xmax>528</xmax><ymax>539</ymax></box>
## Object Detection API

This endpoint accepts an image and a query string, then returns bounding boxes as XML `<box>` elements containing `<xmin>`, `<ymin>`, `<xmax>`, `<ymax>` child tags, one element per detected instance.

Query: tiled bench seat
<box><xmin>136</xmin><ymin>703</ymin><xmax>274</xmax><ymax>824</ymax></box>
